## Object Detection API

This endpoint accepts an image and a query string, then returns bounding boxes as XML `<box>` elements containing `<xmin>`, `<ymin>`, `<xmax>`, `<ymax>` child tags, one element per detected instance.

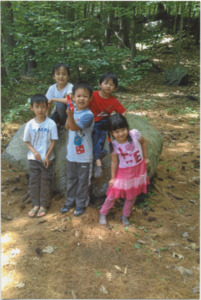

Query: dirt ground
<box><xmin>1</xmin><ymin>43</ymin><xmax>200</xmax><ymax>299</ymax></box>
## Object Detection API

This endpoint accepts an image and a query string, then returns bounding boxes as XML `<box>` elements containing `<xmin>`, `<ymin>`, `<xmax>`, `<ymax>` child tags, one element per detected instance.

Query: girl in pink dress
<box><xmin>99</xmin><ymin>114</ymin><xmax>150</xmax><ymax>226</ymax></box>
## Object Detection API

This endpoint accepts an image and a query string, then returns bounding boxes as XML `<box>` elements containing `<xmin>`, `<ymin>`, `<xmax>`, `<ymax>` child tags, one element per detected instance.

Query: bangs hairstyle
<box><xmin>52</xmin><ymin>62</ymin><xmax>70</xmax><ymax>76</ymax></box>
<box><xmin>30</xmin><ymin>94</ymin><xmax>48</xmax><ymax>106</ymax></box>
<box><xmin>72</xmin><ymin>82</ymin><xmax>93</xmax><ymax>97</ymax></box>
<box><xmin>99</xmin><ymin>72</ymin><xmax>118</xmax><ymax>88</ymax></box>
<box><xmin>107</xmin><ymin>113</ymin><xmax>132</xmax><ymax>152</ymax></box>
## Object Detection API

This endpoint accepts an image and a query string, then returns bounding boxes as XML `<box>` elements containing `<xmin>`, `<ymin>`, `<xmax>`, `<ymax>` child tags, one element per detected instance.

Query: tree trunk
<box><xmin>104</xmin><ymin>9</ymin><xmax>115</xmax><ymax>45</ymax></box>
<box><xmin>120</xmin><ymin>3</ymin><xmax>130</xmax><ymax>48</ymax></box>
<box><xmin>130</xmin><ymin>7</ymin><xmax>137</xmax><ymax>66</ymax></box>
<box><xmin>1</xmin><ymin>2</ymin><xmax>16</xmax><ymax>79</ymax></box>
<box><xmin>177</xmin><ymin>2</ymin><xmax>184</xmax><ymax>65</ymax></box>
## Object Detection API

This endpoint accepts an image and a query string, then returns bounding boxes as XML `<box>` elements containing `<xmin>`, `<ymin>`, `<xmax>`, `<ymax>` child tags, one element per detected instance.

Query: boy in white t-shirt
<box><xmin>23</xmin><ymin>94</ymin><xmax>58</xmax><ymax>218</ymax></box>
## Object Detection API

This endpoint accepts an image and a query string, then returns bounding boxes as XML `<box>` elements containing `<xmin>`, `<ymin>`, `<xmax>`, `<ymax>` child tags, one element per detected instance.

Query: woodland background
<box><xmin>1</xmin><ymin>1</ymin><xmax>200</xmax><ymax>125</ymax></box>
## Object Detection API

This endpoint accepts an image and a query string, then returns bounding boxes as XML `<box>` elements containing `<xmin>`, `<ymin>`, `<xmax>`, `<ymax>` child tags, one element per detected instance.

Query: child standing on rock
<box><xmin>99</xmin><ymin>114</ymin><xmax>150</xmax><ymax>226</ymax></box>
<box><xmin>46</xmin><ymin>62</ymin><xmax>73</xmax><ymax>128</ymax></box>
<box><xmin>60</xmin><ymin>82</ymin><xmax>94</xmax><ymax>217</ymax></box>
<box><xmin>89</xmin><ymin>72</ymin><xmax>126</xmax><ymax>178</ymax></box>
<box><xmin>24</xmin><ymin>94</ymin><xmax>58</xmax><ymax>217</ymax></box>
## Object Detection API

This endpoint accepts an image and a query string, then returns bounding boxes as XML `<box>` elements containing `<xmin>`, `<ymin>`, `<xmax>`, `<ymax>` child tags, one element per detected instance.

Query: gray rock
<box><xmin>163</xmin><ymin>65</ymin><xmax>188</xmax><ymax>86</ymax></box>
<box><xmin>2</xmin><ymin>114</ymin><xmax>163</xmax><ymax>198</ymax></box>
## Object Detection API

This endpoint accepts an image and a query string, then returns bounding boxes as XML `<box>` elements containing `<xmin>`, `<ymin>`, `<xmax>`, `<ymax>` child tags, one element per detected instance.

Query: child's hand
<box><xmin>66</xmin><ymin>107</ymin><xmax>74</xmax><ymax>117</ymax></box>
<box><xmin>44</xmin><ymin>156</ymin><xmax>50</xmax><ymax>168</ymax></box>
<box><xmin>109</xmin><ymin>179</ymin><xmax>115</xmax><ymax>186</ymax></box>
<box><xmin>145</xmin><ymin>158</ymin><xmax>150</xmax><ymax>165</ymax></box>
<box><xmin>34</xmin><ymin>152</ymin><xmax>41</xmax><ymax>161</ymax></box>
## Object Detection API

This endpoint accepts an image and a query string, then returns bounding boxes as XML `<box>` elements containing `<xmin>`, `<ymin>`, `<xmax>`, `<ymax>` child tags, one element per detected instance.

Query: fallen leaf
<box><xmin>114</xmin><ymin>265</ymin><xmax>122</xmax><ymax>271</ymax></box>
<box><xmin>43</xmin><ymin>246</ymin><xmax>54</xmax><ymax>254</ymax></box>
<box><xmin>172</xmin><ymin>252</ymin><xmax>184</xmax><ymax>259</ymax></box>
<box><xmin>100</xmin><ymin>285</ymin><xmax>108</xmax><ymax>294</ymax></box>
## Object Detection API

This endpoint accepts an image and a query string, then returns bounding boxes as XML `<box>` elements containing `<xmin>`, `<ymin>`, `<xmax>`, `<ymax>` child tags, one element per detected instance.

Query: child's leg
<box><xmin>75</xmin><ymin>162</ymin><xmax>90</xmax><ymax>209</ymax></box>
<box><xmin>28</xmin><ymin>160</ymin><xmax>41</xmax><ymax>217</ymax></box>
<box><xmin>39</xmin><ymin>161</ymin><xmax>55</xmax><ymax>214</ymax></box>
<box><xmin>65</xmin><ymin>160</ymin><xmax>78</xmax><ymax>208</ymax></box>
<box><xmin>100</xmin><ymin>196</ymin><xmax>117</xmax><ymax>216</ymax></box>
<box><xmin>55</xmin><ymin>103</ymin><xmax>67</xmax><ymax>126</ymax></box>
<box><xmin>122</xmin><ymin>197</ymin><xmax>136</xmax><ymax>217</ymax></box>
<box><xmin>92</xmin><ymin>121</ymin><xmax>107</xmax><ymax>163</ymax></box>
<box><xmin>29</xmin><ymin>160</ymin><xmax>41</xmax><ymax>207</ymax></box>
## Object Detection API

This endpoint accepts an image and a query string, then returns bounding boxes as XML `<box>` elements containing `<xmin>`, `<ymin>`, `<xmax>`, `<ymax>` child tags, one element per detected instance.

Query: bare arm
<box><xmin>44</xmin><ymin>140</ymin><xmax>57</xmax><ymax>168</ymax></box>
<box><xmin>48</xmin><ymin>93</ymin><xmax>73</xmax><ymax>116</ymax></box>
<box><xmin>109</xmin><ymin>153</ymin><xmax>119</xmax><ymax>186</ymax></box>
<box><xmin>139</xmin><ymin>136</ymin><xmax>149</xmax><ymax>165</ymax></box>
<box><xmin>66</xmin><ymin>108</ymin><xmax>80</xmax><ymax>131</ymax></box>
<box><xmin>48</xmin><ymin>93</ymin><xmax>73</xmax><ymax>105</ymax></box>
<box><xmin>24</xmin><ymin>142</ymin><xmax>41</xmax><ymax>161</ymax></box>
<box><xmin>122</xmin><ymin>110</ymin><xmax>126</xmax><ymax>117</ymax></box>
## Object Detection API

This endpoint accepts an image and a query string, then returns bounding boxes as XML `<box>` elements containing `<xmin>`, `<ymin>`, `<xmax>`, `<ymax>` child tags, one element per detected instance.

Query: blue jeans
<box><xmin>92</xmin><ymin>119</ymin><xmax>108</xmax><ymax>161</ymax></box>
<box><xmin>50</xmin><ymin>103</ymin><xmax>67</xmax><ymax>126</ymax></box>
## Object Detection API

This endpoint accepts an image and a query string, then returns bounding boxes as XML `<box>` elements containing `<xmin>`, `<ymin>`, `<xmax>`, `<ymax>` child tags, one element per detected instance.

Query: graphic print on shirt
<box><xmin>74</xmin><ymin>130</ymin><xmax>85</xmax><ymax>155</ymax></box>
<box><xmin>118</xmin><ymin>141</ymin><xmax>142</xmax><ymax>165</ymax></box>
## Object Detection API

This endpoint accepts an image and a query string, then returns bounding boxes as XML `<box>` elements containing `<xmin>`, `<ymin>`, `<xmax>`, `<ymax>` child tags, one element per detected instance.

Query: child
<box><xmin>89</xmin><ymin>72</ymin><xmax>126</xmax><ymax>178</ymax></box>
<box><xmin>23</xmin><ymin>94</ymin><xmax>58</xmax><ymax>217</ymax></box>
<box><xmin>60</xmin><ymin>82</ymin><xmax>94</xmax><ymax>216</ymax></box>
<box><xmin>46</xmin><ymin>62</ymin><xmax>73</xmax><ymax>127</ymax></box>
<box><xmin>99</xmin><ymin>114</ymin><xmax>150</xmax><ymax>226</ymax></box>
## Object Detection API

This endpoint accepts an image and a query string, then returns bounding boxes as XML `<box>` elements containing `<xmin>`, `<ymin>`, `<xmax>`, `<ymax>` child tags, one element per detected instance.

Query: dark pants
<box><xmin>50</xmin><ymin>103</ymin><xmax>67</xmax><ymax>126</ymax></box>
<box><xmin>92</xmin><ymin>119</ymin><xmax>108</xmax><ymax>161</ymax></box>
<box><xmin>29</xmin><ymin>160</ymin><xmax>55</xmax><ymax>208</ymax></box>
<box><xmin>65</xmin><ymin>160</ymin><xmax>90</xmax><ymax>208</ymax></box>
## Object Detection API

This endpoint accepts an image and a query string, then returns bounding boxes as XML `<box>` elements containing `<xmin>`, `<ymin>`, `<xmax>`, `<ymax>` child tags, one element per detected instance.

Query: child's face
<box><xmin>73</xmin><ymin>88</ymin><xmax>92</xmax><ymax>111</ymax></box>
<box><xmin>99</xmin><ymin>78</ymin><xmax>116</xmax><ymax>96</ymax></box>
<box><xmin>53</xmin><ymin>66</ymin><xmax>69</xmax><ymax>88</ymax></box>
<box><xmin>31</xmin><ymin>102</ymin><xmax>48</xmax><ymax>121</ymax></box>
<box><xmin>111</xmin><ymin>127</ymin><xmax>129</xmax><ymax>144</ymax></box>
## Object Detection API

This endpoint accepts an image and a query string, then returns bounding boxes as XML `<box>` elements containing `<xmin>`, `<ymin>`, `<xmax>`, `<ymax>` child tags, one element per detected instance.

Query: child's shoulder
<box><xmin>129</xmin><ymin>129</ymin><xmax>141</xmax><ymax>139</ymax></box>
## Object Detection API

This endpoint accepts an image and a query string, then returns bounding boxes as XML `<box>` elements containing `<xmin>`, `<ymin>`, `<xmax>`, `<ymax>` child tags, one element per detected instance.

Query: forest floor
<box><xmin>1</xmin><ymin>41</ymin><xmax>200</xmax><ymax>299</ymax></box>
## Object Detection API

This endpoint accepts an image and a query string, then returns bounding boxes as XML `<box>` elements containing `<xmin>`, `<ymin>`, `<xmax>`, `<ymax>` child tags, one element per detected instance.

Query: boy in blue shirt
<box><xmin>60</xmin><ymin>83</ymin><xmax>94</xmax><ymax>216</ymax></box>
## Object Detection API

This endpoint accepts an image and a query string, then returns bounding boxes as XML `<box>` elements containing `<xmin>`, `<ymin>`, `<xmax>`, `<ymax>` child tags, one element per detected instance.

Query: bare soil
<box><xmin>1</xmin><ymin>43</ymin><xmax>200</xmax><ymax>299</ymax></box>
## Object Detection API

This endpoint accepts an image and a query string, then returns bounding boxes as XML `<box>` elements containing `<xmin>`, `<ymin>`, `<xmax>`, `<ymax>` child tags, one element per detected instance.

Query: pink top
<box><xmin>112</xmin><ymin>129</ymin><xmax>143</xmax><ymax>169</ymax></box>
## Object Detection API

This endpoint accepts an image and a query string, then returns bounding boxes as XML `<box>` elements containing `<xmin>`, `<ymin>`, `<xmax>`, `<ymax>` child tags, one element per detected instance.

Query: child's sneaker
<box><xmin>60</xmin><ymin>205</ymin><xmax>70</xmax><ymax>214</ymax></box>
<box><xmin>99</xmin><ymin>214</ymin><xmax>107</xmax><ymax>225</ymax></box>
<box><xmin>74</xmin><ymin>207</ymin><xmax>85</xmax><ymax>216</ymax></box>
<box><xmin>121</xmin><ymin>215</ymin><xmax>130</xmax><ymax>226</ymax></box>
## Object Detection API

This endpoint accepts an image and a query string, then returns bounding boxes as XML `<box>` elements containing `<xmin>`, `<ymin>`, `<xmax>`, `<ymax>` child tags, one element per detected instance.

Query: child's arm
<box><xmin>109</xmin><ymin>153</ymin><xmax>119</xmax><ymax>186</ymax></box>
<box><xmin>48</xmin><ymin>93</ymin><xmax>73</xmax><ymax>105</ymax></box>
<box><xmin>65</xmin><ymin>108</ymin><xmax>80</xmax><ymax>131</ymax></box>
<box><xmin>24</xmin><ymin>142</ymin><xmax>41</xmax><ymax>161</ymax></box>
<box><xmin>139</xmin><ymin>136</ymin><xmax>149</xmax><ymax>165</ymax></box>
<box><xmin>44</xmin><ymin>140</ymin><xmax>56</xmax><ymax>168</ymax></box>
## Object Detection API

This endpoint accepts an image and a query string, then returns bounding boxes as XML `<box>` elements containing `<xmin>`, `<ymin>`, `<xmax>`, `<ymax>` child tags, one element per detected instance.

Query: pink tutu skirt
<box><xmin>106</xmin><ymin>159</ymin><xmax>150</xmax><ymax>200</ymax></box>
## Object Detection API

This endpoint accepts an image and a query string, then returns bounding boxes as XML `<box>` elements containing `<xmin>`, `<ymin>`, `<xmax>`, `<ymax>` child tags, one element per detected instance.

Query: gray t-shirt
<box><xmin>67</xmin><ymin>108</ymin><xmax>94</xmax><ymax>163</ymax></box>
<box><xmin>23</xmin><ymin>117</ymin><xmax>58</xmax><ymax>161</ymax></box>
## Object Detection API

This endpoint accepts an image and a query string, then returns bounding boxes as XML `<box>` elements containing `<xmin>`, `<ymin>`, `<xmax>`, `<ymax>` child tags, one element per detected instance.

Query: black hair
<box><xmin>72</xmin><ymin>82</ymin><xmax>93</xmax><ymax>97</ymax></box>
<box><xmin>30</xmin><ymin>94</ymin><xmax>48</xmax><ymax>106</ymax></box>
<box><xmin>99</xmin><ymin>72</ymin><xmax>118</xmax><ymax>88</ymax></box>
<box><xmin>51</xmin><ymin>62</ymin><xmax>70</xmax><ymax>76</ymax></box>
<box><xmin>107</xmin><ymin>113</ymin><xmax>132</xmax><ymax>152</ymax></box>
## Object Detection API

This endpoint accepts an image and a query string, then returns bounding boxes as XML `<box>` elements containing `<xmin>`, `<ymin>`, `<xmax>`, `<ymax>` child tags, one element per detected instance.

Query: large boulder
<box><xmin>163</xmin><ymin>65</ymin><xmax>188</xmax><ymax>86</ymax></box>
<box><xmin>2</xmin><ymin>114</ymin><xmax>163</xmax><ymax>198</ymax></box>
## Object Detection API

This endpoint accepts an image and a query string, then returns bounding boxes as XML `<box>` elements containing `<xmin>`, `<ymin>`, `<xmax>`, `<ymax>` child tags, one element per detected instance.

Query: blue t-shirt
<box><xmin>67</xmin><ymin>108</ymin><xmax>94</xmax><ymax>163</ymax></box>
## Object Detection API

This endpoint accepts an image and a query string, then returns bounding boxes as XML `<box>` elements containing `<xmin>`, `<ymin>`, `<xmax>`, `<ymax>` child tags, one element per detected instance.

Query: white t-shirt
<box><xmin>46</xmin><ymin>82</ymin><xmax>73</xmax><ymax>101</ymax></box>
<box><xmin>23</xmin><ymin>117</ymin><xmax>58</xmax><ymax>161</ymax></box>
